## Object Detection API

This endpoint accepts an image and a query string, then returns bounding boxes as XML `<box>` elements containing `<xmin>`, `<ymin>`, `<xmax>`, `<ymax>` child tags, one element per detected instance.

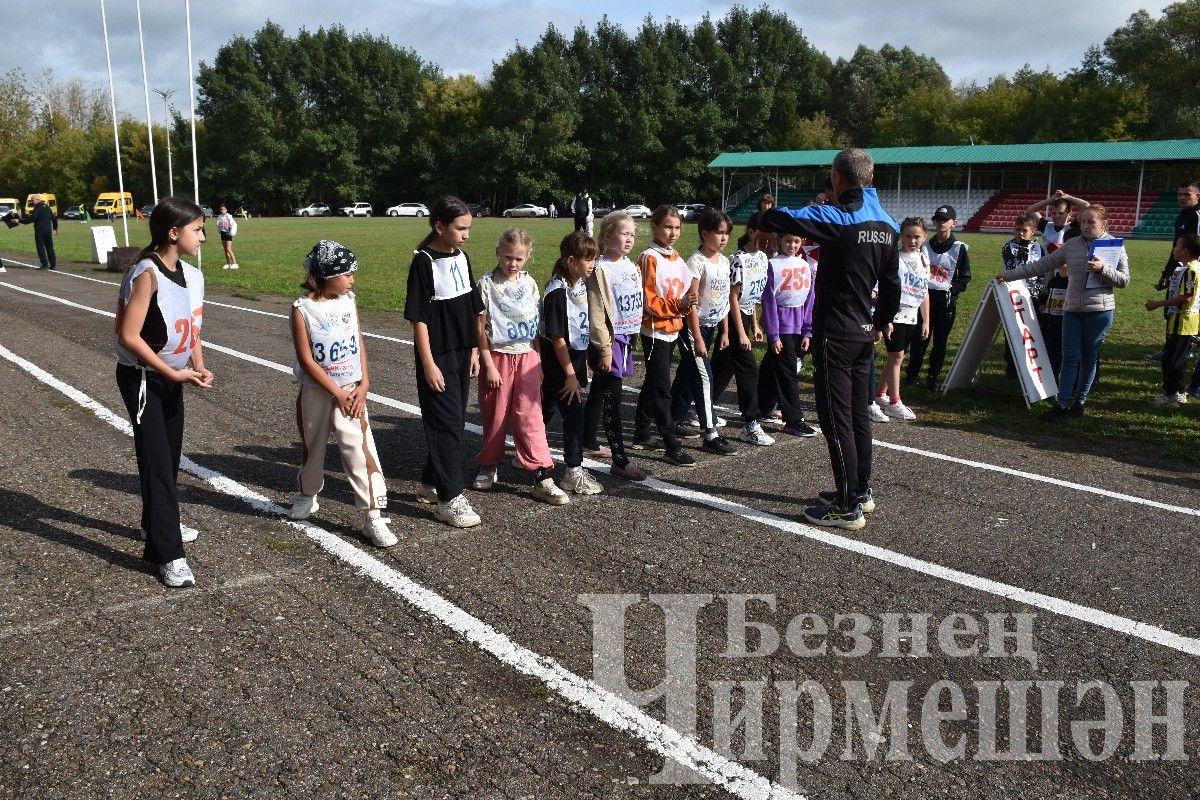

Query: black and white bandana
<box><xmin>305</xmin><ymin>239</ymin><xmax>358</xmax><ymax>279</ymax></box>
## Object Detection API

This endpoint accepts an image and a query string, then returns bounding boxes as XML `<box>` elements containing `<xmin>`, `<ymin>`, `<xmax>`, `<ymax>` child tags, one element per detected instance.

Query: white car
<box><xmin>502</xmin><ymin>203</ymin><xmax>548</xmax><ymax>218</ymax></box>
<box><xmin>675</xmin><ymin>203</ymin><xmax>707</xmax><ymax>220</ymax></box>
<box><xmin>294</xmin><ymin>203</ymin><xmax>330</xmax><ymax>217</ymax></box>
<box><xmin>623</xmin><ymin>204</ymin><xmax>652</xmax><ymax>219</ymax></box>
<box><xmin>386</xmin><ymin>202</ymin><xmax>429</xmax><ymax>217</ymax></box>
<box><xmin>339</xmin><ymin>202</ymin><xmax>373</xmax><ymax>217</ymax></box>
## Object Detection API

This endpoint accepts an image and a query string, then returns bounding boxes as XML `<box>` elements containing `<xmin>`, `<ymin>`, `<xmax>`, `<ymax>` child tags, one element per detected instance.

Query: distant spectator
<box><xmin>1145</xmin><ymin>233</ymin><xmax>1200</xmax><ymax>408</ymax></box>
<box><xmin>215</xmin><ymin>204</ymin><xmax>239</xmax><ymax>270</ymax></box>
<box><xmin>13</xmin><ymin>194</ymin><xmax>58</xmax><ymax>270</ymax></box>
<box><xmin>549</xmin><ymin>202</ymin><xmax>557</xmax><ymax>219</ymax></box>
<box><xmin>757</xmin><ymin>193</ymin><xmax>775</xmax><ymax>212</ymax></box>
<box><xmin>571</xmin><ymin>189</ymin><xmax>593</xmax><ymax>235</ymax></box>
<box><xmin>1027</xmin><ymin>190</ymin><xmax>1088</xmax><ymax>251</ymax></box>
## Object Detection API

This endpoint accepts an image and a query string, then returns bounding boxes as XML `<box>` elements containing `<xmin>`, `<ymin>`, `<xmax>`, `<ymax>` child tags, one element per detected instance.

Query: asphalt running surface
<box><xmin>1</xmin><ymin>251</ymin><xmax>1197</xmax><ymax>799</ymax></box>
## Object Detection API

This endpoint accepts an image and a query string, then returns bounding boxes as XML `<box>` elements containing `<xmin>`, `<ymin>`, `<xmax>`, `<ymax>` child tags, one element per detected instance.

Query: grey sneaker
<box><xmin>532</xmin><ymin>477</ymin><xmax>570</xmax><ymax>505</ymax></box>
<box><xmin>180</xmin><ymin>525</ymin><xmax>199</xmax><ymax>543</ymax></box>
<box><xmin>472</xmin><ymin>466</ymin><xmax>499</xmax><ymax>490</ymax></box>
<box><xmin>363</xmin><ymin>515</ymin><xmax>398</xmax><ymax>547</ymax></box>
<box><xmin>159</xmin><ymin>558</ymin><xmax>195</xmax><ymax>588</ymax></box>
<box><xmin>559</xmin><ymin>469</ymin><xmax>603</xmax><ymax>495</ymax></box>
<box><xmin>288</xmin><ymin>493</ymin><xmax>319</xmax><ymax>520</ymax></box>
<box><xmin>737</xmin><ymin>425</ymin><xmax>775</xmax><ymax>446</ymax></box>
<box><xmin>434</xmin><ymin>494</ymin><xmax>481</xmax><ymax>528</ymax></box>
<box><xmin>415</xmin><ymin>484</ymin><xmax>438</xmax><ymax>505</ymax></box>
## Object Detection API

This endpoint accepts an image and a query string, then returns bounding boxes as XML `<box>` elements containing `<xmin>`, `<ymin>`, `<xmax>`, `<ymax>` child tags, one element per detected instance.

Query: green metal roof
<box><xmin>708</xmin><ymin>139</ymin><xmax>1200</xmax><ymax>169</ymax></box>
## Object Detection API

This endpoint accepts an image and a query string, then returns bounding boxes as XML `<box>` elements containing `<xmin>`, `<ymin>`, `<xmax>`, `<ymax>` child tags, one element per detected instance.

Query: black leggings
<box><xmin>543</xmin><ymin>350</ymin><xmax>587</xmax><ymax>468</ymax></box>
<box><xmin>585</xmin><ymin>369</ymin><xmax>631</xmax><ymax>467</ymax></box>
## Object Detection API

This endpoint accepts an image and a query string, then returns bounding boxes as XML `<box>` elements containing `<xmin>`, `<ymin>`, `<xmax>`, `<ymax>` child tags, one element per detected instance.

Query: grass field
<box><xmin>5</xmin><ymin>214</ymin><xmax>1197</xmax><ymax>462</ymax></box>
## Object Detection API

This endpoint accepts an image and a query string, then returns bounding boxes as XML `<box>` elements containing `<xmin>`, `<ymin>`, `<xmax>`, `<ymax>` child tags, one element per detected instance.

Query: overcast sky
<box><xmin>8</xmin><ymin>1</ymin><xmax>1171</xmax><ymax>120</ymax></box>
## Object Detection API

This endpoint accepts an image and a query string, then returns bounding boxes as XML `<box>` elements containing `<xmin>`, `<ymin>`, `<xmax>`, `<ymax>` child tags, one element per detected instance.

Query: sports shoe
<box><xmin>222</xmin><ymin>264</ymin><xmax>230</xmax><ymax>270</ymax></box>
<box><xmin>664</xmin><ymin>448</ymin><xmax>696</xmax><ymax>467</ymax></box>
<box><xmin>713</xmin><ymin>415</ymin><xmax>728</xmax><ymax>428</ymax></box>
<box><xmin>1149</xmin><ymin>394</ymin><xmax>1180</xmax><ymax>408</ymax></box>
<box><xmin>925</xmin><ymin>377</ymin><xmax>940</xmax><ymax>392</ymax></box>
<box><xmin>738</xmin><ymin>425</ymin><xmax>775</xmax><ymax>446</ymax></box>
<box><xmin>868</xmin><ymin>403</ymin><xmax>889</xmax><ymax>424</ymax></box>
<box><xmin>288</xmin><ymin>493</ymin><xmax>319</xmax><ymax>520</ymax></box>
<box><xmin>159</xmin><ymin>558</ymin><xmax>195</xmax><ymax>588</ymax></box>
<box><xmin>701</xmin><ymin>436</ymin><xmax>735</xmax><ymax>456</ymax></box>
<box><xmin>363</xmin><ymin>515</ymin><xmax>398</xmax><ymax>547</ymax></box>
<box><xmin>818</xmin><ymin>488</ymin><xmax>876</xmax><ymax>514</ymax></box>
<box><xmin>1068</xmin><ymin>401</ymin><xmax>1085</xmax><ymax>418</ymax></box>
<box><xmin>560</xmin><ymin>469</ymin><xmax>603</xmax><ymax>495</ymax></box>
<box><xmin>781</xmin><ymin>420</ymin><xmax>818</xmax><ymax>438</ymax></box>
<box><xmin>0</xmin><ymin>265</ymin><xmax>6</xmax><ymax>273</ymax></box>
<box><xmin>1177</xmin><ymin>392</ymin><xmax>1189</xmax><ymax>405</ymax></box>
<box><xmin>472</xmin><ymin>466</ymin><xmax>499</xmax><ymax>490</ymax></box>
<box><xmin>532</xmin><ymin>477</ymin><xmax>570</xmax><ymax>505</ymax></box>
<box><xmin>1044</xmin><ymin>404</ymin><xmax>1071</xmax><ymax>421</ymax></box>
<box><xmin>1143</xmin><ymin>350</ymin><xmax>1163</xmax><ymax>363</ymax></box>
<box><xmin>434</xmin><ymin>494</ymin><xmax>482</xmax><ymax>528</ymax></box>
<box><xmin>180</xmin><ymin>525</ymin><xmax>199</xmax><ymax>543</ymax></box>
<box><xmin>583</xmin><ymin>444</ymin><xmax>612</xmax><ymax>459</ymax></box>
<box><xmin>415</xmin><ymin>484</ymin><xmax>438</xmax><ymax>504</ymax></box>
<box><xmin>883</xmin><ymin>401</ymin><xmax>916</xmax><ymax>421</ymax></box>
<box><xmin>757</xmin><ymin>409</ymin><xmax>785</xmax><ymax>426</ymax></box>
<box><xmin>803</xmin><ymin>502</ymin><xmax>866</xmax><ymax>531</ymax></box>
<box><xmin>630</xmin><ymin>433</ymin><xmax>664</xmax><ymax>451</ymax></box>
<box><xmin>228</xmin><ymin>262</ymin><xmax>240</xmax><ymax>270</ymax></box>
<box><xmin>684</xmin><ymin>410</ymin><xmax>700</xmax><ymax>425</ymax></box>
<box><xmin>611</xmin><ymin>462</ymin><xmax>648</xmax><ymax>481</ymax></box>
<box><xmin>873</xmin><ymin>394</ymin><xmax>889</xmax><ymax>408</ymax></box>
<box><xmin>671</xmin><ymin>422</ymin><xmax>701</xmax><ymax>439</ymax></box>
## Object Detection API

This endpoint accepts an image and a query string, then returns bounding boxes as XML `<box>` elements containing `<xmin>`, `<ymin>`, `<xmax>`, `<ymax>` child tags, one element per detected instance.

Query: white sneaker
<box><xmin>288</xmin><ymin>493</ymin><xmax>319</xmax><ymax>519</ymax></box>
<box><xmin>884</xmin><ymin>401</ymin><xmax>916</xmax><ymax>421</ymax></box>
<box><xmin>1177</xmin><ymin>392</ymin><xmax>1189</xmax><ymax>405</ymax></box>
<box><xmin>472</xmin><ymin>466</ymin><xmax>499</xmax><ymax>490</ymax></box>
<box><xmin>559</xmin><ymin>469</ymin><xmax>603</xmax><ymax>495</ymax></box>
<box><xmin>0</xmin><ymin>266</ymin><xmax>6</xmax><ymax>273</ymax></box>
<box><xmin>180</xmin><ymin>525</ymin><xmax>199</xmax><ymax>543</ymax></box>
<box><xmin>222</xmin><ymin>264</ymin><xmax>230</xmax><ymax>270</ymax></box>
<box><xmin>737</xmin><ymin>425</ymin><xmax>775</xmax><ymax>446</ymax></box>
<box><xmin>714</xmin><ymin>415</ymin><xmax>727</xmax><ymax>428</ymax></box>
<box><xmin>159</xmin><ymin>557</ymin><xmax>195</xmax><ymax>588</ymax></box>
<box><xmin>873</xmin><ymin>395</ymin><xmax>889</xmax><ymax>408</ymax></box>
<box><xmin>363</xmin><ymin>515</ymin><xmax>398</xmax><ymax>547</ymax></box>
<box><xmin>868</xmin><ymin>403</ymin><xmax>890</xmax><ymax>423</ymax></box>
<box><xmin>532</xmin><ymin>477</ymin><xmax>570</xmax><ymax>505</ymax></box>
<box><xmin>228</xmin><ymin>262</ymin><xmax>240</xmax><ymax>270</ymax></box>
<box><xmin>434</xmin><ymin>494</ymin><xmax>481</xmax><ymax>528</ymax></box>
<box><xmin>415</xmin><ymin>484</ymin><xmax>438</xmax><ymax>504</ymax></box>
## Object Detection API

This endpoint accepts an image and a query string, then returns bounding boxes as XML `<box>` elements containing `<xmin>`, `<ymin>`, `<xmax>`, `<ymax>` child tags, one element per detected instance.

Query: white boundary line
<box><xmin>3</xmin><ymin>274</ymin><xmax>1196</xmax><ymax>518</ymax></box>
<box><xmin>0</xmin><ymin>339</ymin><xmax>801</xmax><ymax>800</ymax></box>
<box><xmin>3</xmin><ymin>282</ymin><xmax>1199</xmax><ymax>658</ymax></box>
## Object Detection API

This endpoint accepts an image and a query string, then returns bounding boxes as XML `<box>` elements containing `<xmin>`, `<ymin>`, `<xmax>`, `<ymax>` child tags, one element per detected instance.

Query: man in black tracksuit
<box><xmin>761</xmin><ymin>148</ymin><xmax>901</xmax><ymax>530</ymax></box>
<box><xmin>18</xmin><ymin>194</ymin><xmax>58</xmax><ymax>270</ymax></box>
<box><xmin>906</xmin><ymin>204</ymin><xmax>970</xmax><ymax>390</ymax></box>
<box><xmin>1161</xmin><ymin>180</ymin><xmax>1200</xmax><ymax>392</ymax></box>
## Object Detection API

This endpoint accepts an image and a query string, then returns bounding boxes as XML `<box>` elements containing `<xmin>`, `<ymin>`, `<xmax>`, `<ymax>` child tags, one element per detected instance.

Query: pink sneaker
<box><xmin>610</xmin><ymin>462</ymin><xmax>648</xmax><ymax>481</ymax></box>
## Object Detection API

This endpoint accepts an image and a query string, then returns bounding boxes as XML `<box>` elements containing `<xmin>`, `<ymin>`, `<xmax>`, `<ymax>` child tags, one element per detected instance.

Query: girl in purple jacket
<box><xmin>757</xmin><ymin>230</ymin><xmax>818</xmax><ymax>437</ymax></box>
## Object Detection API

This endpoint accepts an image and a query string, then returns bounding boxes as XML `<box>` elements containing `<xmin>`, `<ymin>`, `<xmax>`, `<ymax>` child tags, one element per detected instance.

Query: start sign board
<box><xmin>941</xmin><ymin>279</ymin><xmax>1058</xmax><ymax>407</ymax></box>
<box><xmin>90</xmin><ymin>225</ymin><xmax>117</xmax><ymax>263</ymax></box>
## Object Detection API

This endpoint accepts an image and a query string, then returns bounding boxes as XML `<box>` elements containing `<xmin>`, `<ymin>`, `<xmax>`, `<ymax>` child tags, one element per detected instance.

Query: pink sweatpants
<box><xmin>478</xmin><ymin>351</ymin><xmax>553</xmax><ymax>470</ymax></box>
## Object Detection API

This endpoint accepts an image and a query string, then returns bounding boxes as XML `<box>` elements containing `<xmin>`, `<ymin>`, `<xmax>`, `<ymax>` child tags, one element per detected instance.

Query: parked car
<box><xmin>294</xmin><ymin>203</ymin><xmax>331</xmax><ymax>217</ymax></box>
<box><xmin>386</xmin><ymin>202</ymin><xmax>428</xmax><ymax>217</ymax></box>
<box><xmin>675</xmin><ymin>203</ymin><xmax>707</xmax><ymax>220</ymax></box>
<box><xmin>591</xmin><ymin>204</ymin><xmax>614</xmax><ymax>218</ymax></box>
<box><xmin>502</xmin><ymin>203</ymin><xmax>548</xmax><ymax>218</ymax></box>
<box><xmin>140</xmin><ymin>203</ymin><xmax>156</xmax><ymax>218</ymax></box>
<box><xmin>61</xmin><ymin>204</ymin><xmax>87</xmax><ymax>220</ymax></box>
<box><xmin>339</xmin><ymin>202</ymin><xmax>373</xmax><ymax>217</ymax></box>
<box><xmin>468</xmin><ymin>203</ymin><xmax>491</xmax><ymax>218</ymax></box>
<box><xmin>622</xmin><ymin>204</ymin><xmax>652</xmax><ymax>219</ymax></box>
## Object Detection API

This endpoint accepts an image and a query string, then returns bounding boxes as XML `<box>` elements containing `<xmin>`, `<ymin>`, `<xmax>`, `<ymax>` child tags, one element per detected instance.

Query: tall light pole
<box><xmin>136</xmin><ymin>0</ymin><xmax>159</xmax><ymax>204</ymax></box>
<box><xmin>99</xmin><ymin>0</ymin><xmax>129</xmax><ymax>246</ymax></box>
<box><xmin>153</xmin><ymin>88</ymin><xmax>175</xmax><ymax>197</ymax></box>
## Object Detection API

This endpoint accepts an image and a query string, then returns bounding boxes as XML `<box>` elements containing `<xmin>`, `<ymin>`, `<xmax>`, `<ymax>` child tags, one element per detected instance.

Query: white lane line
<box><xmin>4</xmin><ymin>277</ymin><xmax>1196</xmax><ymax>520</ymax></box>
<box><xmin>15</xmin><ymin>267</ymin><xmax>1193</xmax><ymax>517</ymax></box>
<box><xmin>5</xmin><ymin>287</ymin><xmax>1199</xmax><ymax>659</ymax></box>
<box><xmin>0</xmin><ymin>339</ymin><xmax>800</xmax><ymax>800</ymax></box>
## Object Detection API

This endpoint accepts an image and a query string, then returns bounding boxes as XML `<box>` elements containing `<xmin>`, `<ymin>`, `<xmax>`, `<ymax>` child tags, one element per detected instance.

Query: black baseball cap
<box><xmin>931</xmin><ymin>205</ymin><xmax>957</xmax><ymax>221</ymax></box>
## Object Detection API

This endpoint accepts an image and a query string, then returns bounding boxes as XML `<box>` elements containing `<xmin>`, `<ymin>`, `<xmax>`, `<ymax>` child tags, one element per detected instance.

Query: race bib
<box><xmin>485</xmin><ymin>273</ymin><xmax>539</xmax><ymax>345</ymax></box>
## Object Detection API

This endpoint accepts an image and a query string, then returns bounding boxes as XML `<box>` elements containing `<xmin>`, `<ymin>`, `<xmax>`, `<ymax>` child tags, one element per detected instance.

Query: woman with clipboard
<box><xmin>996</xmin><ymin>205</ymin><xmax>1129</xmax><ymax>419</ymax></box>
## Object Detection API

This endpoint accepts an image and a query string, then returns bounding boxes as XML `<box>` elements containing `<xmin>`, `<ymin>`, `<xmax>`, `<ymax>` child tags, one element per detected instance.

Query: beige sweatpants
<box><xmin>295</xmin><ymin>382</ymin><xmax>387</xmax><ymax>510</ymax></box>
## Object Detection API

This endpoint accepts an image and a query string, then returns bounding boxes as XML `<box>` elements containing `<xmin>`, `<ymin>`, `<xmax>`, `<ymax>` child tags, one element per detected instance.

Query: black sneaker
<box><xmin>925</xmin><ymin>377</ymin><xmax>940</xmax><ymax>392</ymax></box>
<box><xmin>803</xmin><ymin>502</ymin><xmax>865</xmax><ymax>531</ymax></box>
<box><xmin>1069</xmin><ymin>401</ymin><xmax>1085</xmax><ymax>418</ymax></box>
<box><xmin>1044</xmin><ymin>404</ymin><xmax>1070</xmax><ymax>421</ymax></box>
<box><xmin>664</xmin><ymin>448</ymin><xmax>696</xmax><ymax>467</ymax></box>
<box><xmin>781</xmin><ymin>420</ymin><xmax>818</xmax><ymax>438</ymax></box>
<box><xmin>817</xmin><ymin>487</ymin><xmax>875</xmax><ymax>513</ymax></box>
<box><xmin>631</xmin><ymin>433</ymin><xmax>664</xmax><ymax>451</ymax></box>
<box><xmin>671</xmin><ymin>422</ymin><xmax>702</xmax><ymax>440</ymax></box>
<box><xmin>701</xmin><ymin>436</ymin><xmax>735</xmax><ymax>456</ymax></box>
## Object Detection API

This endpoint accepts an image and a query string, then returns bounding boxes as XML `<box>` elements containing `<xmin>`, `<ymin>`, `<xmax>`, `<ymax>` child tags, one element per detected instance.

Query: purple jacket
<box><xmin>762</xmin><ymin>257</ymin><xmax>815</xmax><ymax>341</ymax></box>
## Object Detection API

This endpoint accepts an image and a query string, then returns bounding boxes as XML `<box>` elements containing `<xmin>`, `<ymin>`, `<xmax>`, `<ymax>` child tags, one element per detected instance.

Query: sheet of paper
<box><xmin>1085</xmin><ymin>238</ymin><xmax>1123</xmax><ymax>290</ymax></box>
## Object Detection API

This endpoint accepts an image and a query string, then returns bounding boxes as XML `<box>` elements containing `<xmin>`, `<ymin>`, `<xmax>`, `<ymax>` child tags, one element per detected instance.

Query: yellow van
<box><xmin>24</xmin><ymin>193</ymin><xmax>57</xmax><ymax>215</ymax></box>
<box><xmin>0</xmin><ymin>197</ymin><xmax>18</xmax><ymax>216</ymax></box>
<box><xmin>94</xmin><ymin>192</ymin><xmax>133</xmax><ymax>218</ymax></box>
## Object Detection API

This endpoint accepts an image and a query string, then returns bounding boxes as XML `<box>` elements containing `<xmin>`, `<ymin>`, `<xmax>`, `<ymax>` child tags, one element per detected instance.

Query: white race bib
<box><xmin>545</xmin><ymin>275</ymin><xmax>590</xmax><ymax>350</ymax></box>
<box><xmin>601</xmin><ymin>257</ymin><xmax>643</xmax><ymax>336</ymax></box>
<box><xmin>294</xmin><ymin>293</ymin><xmax>362</xmax><ymax>384</ymax></box>
<box><xmin>735</xmin><ymin>251</ymin><xmax>769</xmax><ymax>313</ymax></box>
<box><xmin>483</xmin><ymin>273</ymin><xmax>540</xmax><ymax>345</ymax></box>
<box><xmin>898</xmin><ymin>251</ymin><xmax>930</xmax><ymax>309</ymax></box>
<box><xmin>769</xmin><ymin>254</ymin><xmax>812</xmax><ymax>309</ymax></box>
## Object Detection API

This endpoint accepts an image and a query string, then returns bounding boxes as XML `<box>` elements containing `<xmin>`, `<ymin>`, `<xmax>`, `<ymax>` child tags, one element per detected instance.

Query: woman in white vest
<box><xmin>114</xmin><ymin>197</ymin><xmax>213</xmax><ymax>588</ymax></box>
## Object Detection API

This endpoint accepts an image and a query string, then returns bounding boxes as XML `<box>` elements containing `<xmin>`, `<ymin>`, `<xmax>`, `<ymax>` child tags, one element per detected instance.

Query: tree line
<box><xmin>1</xmin><ymin>3</ymin><xmax>1196</xmax><ymax>214</ymax></box>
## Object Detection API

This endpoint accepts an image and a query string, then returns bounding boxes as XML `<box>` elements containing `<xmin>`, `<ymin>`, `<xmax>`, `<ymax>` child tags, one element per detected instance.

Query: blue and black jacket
<box><xmin>761</xmin><ymin>188</ymin><xmax>901</xmax><ymax>343</ymax></box>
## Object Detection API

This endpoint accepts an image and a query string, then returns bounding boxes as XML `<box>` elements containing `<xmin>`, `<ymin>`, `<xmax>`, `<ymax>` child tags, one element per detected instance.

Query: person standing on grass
<box><xmin>997</xmin><ymin>205</ymin><xmax>1129</xmax><ymax>420</ymax></box>
<box><xmin>1146</xmin><ymin>234</ymin><xmax>1200</xmax><ymax>408</ymax></box>
<box><xmin>1028</xmin><ymin>189</ymin><xmax>1088</xmax><ymax>250</ymax></box>
<box><xmin>113</xmin><ymin>197</ymin><xmax>212</xmax><ymax>588</ymax></box>
<box><xmin>572</xmin><ymin>189</ymin><xmax>593</xmax><ymax>235</ymax></box>
<box><xmin>760</xmin><ymin>147</ymin><xmax>901</xmax><ymax>532</ymax></box>
<box><xmin>405</xmin><ymin>196</ymin><xmax>484</xmax><ymax>529</ymax></box>
<box><xmin>215</xmin><ymin>204</ymin><xmax>239</xmax><ymax>270</ymax></box>
<box><xmin>906</xmin><ymin>204</ymin><xmax>970</xmax><ymax>391</ymax></box>
<box><xmin>875</xmin><ymin>217</ymin><xmax>930</xmax><ymax>421</ymax></box>
<box><xmin>13</xmin><ymin>193</ymin><xmax>57</xmax><ymax>270</ymax></box>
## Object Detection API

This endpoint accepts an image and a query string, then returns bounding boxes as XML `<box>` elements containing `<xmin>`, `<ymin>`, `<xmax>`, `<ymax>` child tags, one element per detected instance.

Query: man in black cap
<box><xmin>760</xmin><ymin>147</ymin><xmax>900</xmax><ymax>531</ymax></box>
<box><xmin>906</xmin><ymin>204</ymin><xmax>970</xmax><ymax>390</ymax></box>
<box><xmin>13</xmin><ymin>194</ymin><xmax>58</xmax><ymax>270</ymax></box>
<box><xmin>571</xmin><ymin>189</ymin><xmax>592</xmax><ymax>234</ymax></box>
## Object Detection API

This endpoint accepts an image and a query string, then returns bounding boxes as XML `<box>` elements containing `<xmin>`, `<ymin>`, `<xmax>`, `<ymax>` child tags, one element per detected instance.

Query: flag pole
<box><xmin>136</xmin><ymin>0</ymin><xmax>159</xmax><ymax>204</ymax></box>
<box><xmin>99</xmin><ymin>0</ymin><xmax>129</xmax><ymax>246</ymax></box>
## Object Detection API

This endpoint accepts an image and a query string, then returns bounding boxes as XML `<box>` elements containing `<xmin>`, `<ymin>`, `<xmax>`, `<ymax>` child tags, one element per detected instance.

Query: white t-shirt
<box><xmin>480</xmin><ymin>271</ymin><xmax>539</xmax><ymax>354</ymax></box>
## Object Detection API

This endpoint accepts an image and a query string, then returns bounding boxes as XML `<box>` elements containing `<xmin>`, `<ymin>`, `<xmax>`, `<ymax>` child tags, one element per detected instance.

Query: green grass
<box><xmin>5</xmin><ymin>216</ymin><xmax>1197</xmax><ymax>462</ymax></box>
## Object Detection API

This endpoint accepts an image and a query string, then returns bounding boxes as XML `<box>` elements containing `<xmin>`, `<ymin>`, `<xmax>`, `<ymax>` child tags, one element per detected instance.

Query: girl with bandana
<box><xmin>288</xmin><ymin>239</ymin><xmax>397</xmax><ymax>548</ymax></box>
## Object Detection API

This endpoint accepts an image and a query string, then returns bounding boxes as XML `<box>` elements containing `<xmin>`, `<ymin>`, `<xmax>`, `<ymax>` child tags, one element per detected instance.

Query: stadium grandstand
<box><xmin>710</xmin><ymin>139</ymin><xmax>1200</xmax><ymax>236</ymax></box>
